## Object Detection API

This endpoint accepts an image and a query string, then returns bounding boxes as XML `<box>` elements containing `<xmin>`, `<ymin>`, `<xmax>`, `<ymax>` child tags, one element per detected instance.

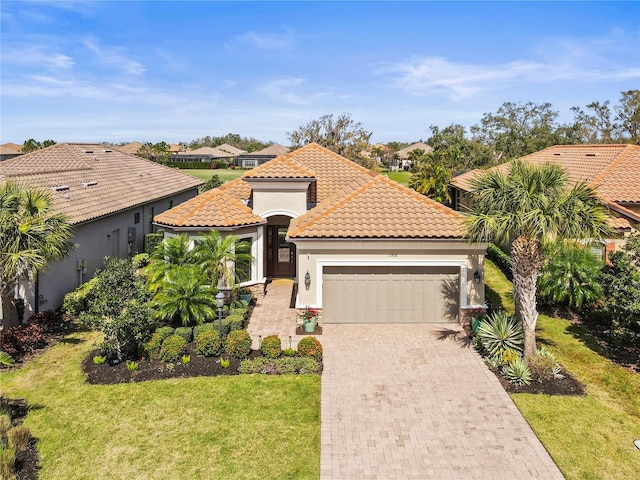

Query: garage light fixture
<box><xmin>304</xmin><ymin>271</ymin><xmax>311</xmax><ymax>290</ymax></box>
<box><xmin>473</xmin><ymin>270</ymin><xmax>482</xmax><ymax>284</ymax></box>
<box><xmin>635</xmin><ymin>439</ymin><xmax>640</xmax><ymax>451</ymax></box>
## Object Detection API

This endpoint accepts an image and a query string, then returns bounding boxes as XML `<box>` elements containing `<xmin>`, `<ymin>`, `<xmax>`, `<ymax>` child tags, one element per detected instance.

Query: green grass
<box><xmin>383</xmin><ymin>170</ymin><xmax>412</xmax><ymax>187</ymax></box>
<box><xmin>1</xmin><ymin>330</ymin><xmax>320</xmax><ymax>480</ymax></box>
<box><xmin>485</xmin><ymin>259</ymin><xmax>640</xmax><ymax>480</ymax></box>
<box><xmin>182</xmin><ymin>168</ymin><xmax>246</xmax><ymax>183</ymax></box>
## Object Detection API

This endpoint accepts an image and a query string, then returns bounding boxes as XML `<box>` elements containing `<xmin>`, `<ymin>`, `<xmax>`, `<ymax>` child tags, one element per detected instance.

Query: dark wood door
<box><xmin>267</xmin><ymin>226</ymin><xmax>296</xmax><ymax>277</ymax></box>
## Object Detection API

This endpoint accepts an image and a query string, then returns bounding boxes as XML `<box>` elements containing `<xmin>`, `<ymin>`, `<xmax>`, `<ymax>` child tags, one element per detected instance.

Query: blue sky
<box><xmin>1</xmin><ymin>1</ymin><xmax>639</xmax><ymax>145</ymax></box>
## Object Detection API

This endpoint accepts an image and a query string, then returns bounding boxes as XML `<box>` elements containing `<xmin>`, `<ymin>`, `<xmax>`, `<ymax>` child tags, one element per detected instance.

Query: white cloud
<box><xmin>1</xmin><ymin>45</ymin><xmax>74</xmax><ymax>69</ymax></box>
<box><xmin>378</xmin><ymin>31</ymin><xmax>640</xmax><ymax>100</ymax></box>
<box><xmin>84</xmin><ymin>39</ymin><xmax>145</xmax><ymax>75</ymax></box>
<box><xmin>236</xmin><ymin>30</ymin><xmax>293</xmax><ymax>50</ymax></box>
<box><xmin>260</xmin><ymin>77</ymin><xmax>332</xmax><ymax>105</ymax></box>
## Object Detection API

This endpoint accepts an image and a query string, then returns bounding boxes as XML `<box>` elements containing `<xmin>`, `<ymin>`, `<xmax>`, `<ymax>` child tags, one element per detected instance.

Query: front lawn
<box><xmin>485</xmin><ymin>260</ymin><xmax>640</xmax><ymax>480</ymax></box>
<box><xmin>182</xmin><ymin>168</ymin><xmax>246</xmax><ymax>183</ymax></box>
<box><xmin>1</xmin><ymin>329</ymin><xmax>321</xmax><ymax>480</ymax></box>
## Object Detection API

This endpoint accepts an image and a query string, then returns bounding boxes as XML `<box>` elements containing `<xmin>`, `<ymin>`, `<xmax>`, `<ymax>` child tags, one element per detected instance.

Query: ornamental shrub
<box><xmin>223</xmin><ymin>313</ymin><xmax>245</xmax><ymax>333</ymax></box>
<box><xmin>230</xmin><ymin>307</ymin><xmax>248</xmax><ymax>318</ymax></box>
<box><xmin>195</xmin><ymin>331</ymin><xmax>222</xmax><ymax>357</ymax></box>
<box><xmin>238</xmin><ymin>357</ymin><xmax>321</xmax><ymax>375</ymax></box>
<box><xmin>1</xmin><ymin>324</ymin><xmax>47</xmax><ymax>357</ymax></box>
<box><xmin>63</xmin><ymin>276</ymin><xmax>98</xmax><ymax>315</ymax></box>
<box><xmin>174</xmin><ymin>326</ymin><xmax>193</xmax><ymax>343</ymax></box>
<box><xmin>295</xmin><ymin>357</ymin><xmax>322</xmax><ymax>374</ymax></box>
<box><xmin>159</xmin><ymin>335</ymin><xmax>187</xmax><ymax>362</ymax></box>
<box><xmin>193</xmin><ymin>322</ymin><xmax>216</xmax><ymax>340</ymax></box>
<box><xmin>297</xmin><ymin>336</ymin><xmax>323</xmax><ymax>360</ymax></box>
<box><xmin>261</xmin><ymin>335</ymin><xmax>281</xmax><ymax>358</ymax></box>
<box><xmin>476</xmin><ymin>311</ymin><xmax>523</xmax><ymax>358</ymax></box>
<box><xmin>501</xmin><ymin>357</ymin><xmax>532</xmax><ymax>386</ymax></box>
<box><xmin>225</xmin><ymin>330</ymin><xmax>252</xmax><ymax>359</ymax></box>
<box><xmin>156</xmin><ymin>326</ymin><xmax>175</xmax><ymax>339</ymax></box>
<box><xmin>486</xmin><ymin>243</ymin><xmax>512</xmax><ymax>280</ymax></box>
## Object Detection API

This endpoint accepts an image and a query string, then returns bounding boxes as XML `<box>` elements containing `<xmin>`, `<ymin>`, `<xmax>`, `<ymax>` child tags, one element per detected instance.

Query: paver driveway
<box><xmin>320</xmin><ymin>324</ymin><xmax>564</xmax><ymax>479</ymax></box>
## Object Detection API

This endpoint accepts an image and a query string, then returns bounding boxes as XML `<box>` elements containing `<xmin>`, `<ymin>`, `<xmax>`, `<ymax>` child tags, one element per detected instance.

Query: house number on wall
<box><xmin>388</xmin><ymin>253</ymin><xmax>397</xmax><ymax>257</ymax></box>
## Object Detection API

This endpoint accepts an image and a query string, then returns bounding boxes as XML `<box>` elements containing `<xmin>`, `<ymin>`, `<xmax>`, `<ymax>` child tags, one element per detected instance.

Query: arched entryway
<box><xmin>264</xmin><ymin>214</ymin><xmax>296</xmax><ymax>278</ymax></box>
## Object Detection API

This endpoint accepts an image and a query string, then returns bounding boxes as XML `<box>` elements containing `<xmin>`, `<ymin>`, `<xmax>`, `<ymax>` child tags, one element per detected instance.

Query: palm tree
<box><xmin>0</xmin><ymin>181</ymin><xmax>74</xmax><ymax>325</ymax></box>
<box><xmin>193</xmin><ymin>230</ymin><xmax>252</xmax><ymax>289</ymax></box>
<box><xmin>145</xmin><ymin>234</ymin><xmax>199</xmax><ymax>293</ymax></box>
<box><xmin>152</xmin><ymin>265</ymin><xmax>216</xmax><ymax>326</ymax></box>
<box><xmin>465</xmin><ymin>161</ymin><xmax>609</xmax><ymax>361</ymax></box>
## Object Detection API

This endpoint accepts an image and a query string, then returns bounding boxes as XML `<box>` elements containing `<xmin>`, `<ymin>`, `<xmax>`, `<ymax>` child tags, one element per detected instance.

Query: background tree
<box><xmin>287</xmin><ymin>113</ymin><xmax>372</xmax><ymax>164</ymax></box>
<box><xmin>471</xmin><ymin>101</ymin><xmax>576</xmax><ymax>162</ymax></box>
<box><xmin>408</xmin><ymin>153</ymin><xmax>452</xmax><ymax>205</ymax></box>
<box><xmin>20</xmin><ymin>139</ymin><xmax>56</xmax><ymax>153</ymax></box>
<box><xmin>426</xmin><ymin>124</ymin><xmax>494</xmax><ymax>172</ymax></box>
<box><xmin>199</xmin><ymin>175</ymin><xmax>222</xmax><ymax>193</ymax></box>
<box><xmin>0</xmin><ymin>181</ymin><xmax>74</xmax><ymax>325</ymax></box>
<box><xmin>614</xmin><ymin>89</ymin><xmax>640</xmax><ymax>144</ymax></box>
<box><xmin>570</xmin><ymin>101</ymin><xmax>615</xmax><ymax>143</ymax></box>
<box><xmin>465</xmin><ymin>161</ymin><xmax>609</xmax><ymax>361</ymax></box>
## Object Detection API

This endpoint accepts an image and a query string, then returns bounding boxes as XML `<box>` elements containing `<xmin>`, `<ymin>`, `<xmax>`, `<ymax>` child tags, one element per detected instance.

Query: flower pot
<box><xmin>304</xmin><ymin>317</ymin><xmax>317</xmax><ymax>333</ymax></box>
<box><xmin>238</xmin><ymin>293</ymin><xmax>252</xmax><ymax>304</ymax></box>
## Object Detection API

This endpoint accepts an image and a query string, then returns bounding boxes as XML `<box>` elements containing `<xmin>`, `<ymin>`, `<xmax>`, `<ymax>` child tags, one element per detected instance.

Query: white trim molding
<box><xmin>260</xmin><ymin>209</ymin><xmax>299</xmax><ymax>219</ymax></box>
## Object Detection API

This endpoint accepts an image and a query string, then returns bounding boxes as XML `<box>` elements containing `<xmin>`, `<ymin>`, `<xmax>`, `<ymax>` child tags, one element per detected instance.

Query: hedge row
<box><xmin>486</xmin><ymin>243</ymin><xmax>512</xmax><ymax>280</ymax></box>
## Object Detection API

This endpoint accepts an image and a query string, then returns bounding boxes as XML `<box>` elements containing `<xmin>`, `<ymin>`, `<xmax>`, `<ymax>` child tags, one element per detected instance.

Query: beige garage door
<box><xmin>322</xmin><ymin>266</ymin><xmax>459</xmax><ymax>323</ymax></box>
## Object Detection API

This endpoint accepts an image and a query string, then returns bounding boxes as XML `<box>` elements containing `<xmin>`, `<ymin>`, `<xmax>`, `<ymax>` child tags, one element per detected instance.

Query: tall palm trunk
<box><xmin>511</xmin><ymin>236</ymin><xmax>542</xmax><ymax>362</ymax></box>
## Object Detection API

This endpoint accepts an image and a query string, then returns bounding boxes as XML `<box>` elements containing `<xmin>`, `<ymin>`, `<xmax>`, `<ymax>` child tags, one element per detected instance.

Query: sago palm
<box><xmin>465</xmin><ymin>161</ymin><xmax>609</xmax><ymax>361</ymax></box>
<box><xmin>0</xmin><ymin>181</ymin><xmax>74</xmax><ymax>324</ymax></box>
<box><xmin>153</xmin><ymin>265</ymin><xmax>216</xmax><ymax>326</ymax></box>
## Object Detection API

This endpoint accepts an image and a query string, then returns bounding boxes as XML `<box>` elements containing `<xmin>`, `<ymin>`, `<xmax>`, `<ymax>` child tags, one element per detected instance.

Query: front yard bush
<box><xmin>486</xmin><ymin>243</ymin><xmax>512</xmax><ymax>280</ymax></box>
<box><xmin>63</xmin><ymin>277</ymin><xmax>98</xmax><ymax>315</ymax></box>
<box><xmin>223</xmin><ymin>313</ymin><xmax>245</xmax><ymax>333</ymax></box>
<box><xmin>193</xmin><ymin>323</ymin><xmax>215</xmax><ymax>340</ymax></box>
<box><xmin>194</xmin><ymin>331</ymin><xmax>222</xmax><ymax>357</ymax></box>
<box><xmin>174</xmin><ymin>327</ymin><xmax>193</xmax><ymax>343</ymax></box>
<box><xmin>238</xmin><ymin>356</ymin><xmax>321</xmax><ymax>375</ymax></box>
<box><xmin>297</xmin><ymin>337</ymin><xmax>323</xmax><ymax>360</ymax></box>
<box><xmin>476</xmin><ymin>311</ymin><xmax>523</xmax><ymax>358</ymax></box>
<box><xmin>159</xmin><ymin>335</ymin><xmax>187</xmax><ymax>362</ymax></box>
<box><xmin>1</xmin><ymin>324</ymin><xmax>47</xmax><ymax>357</ymax></box>
<box><xmin>261</xmin><ymin>335</ymin><xmax>281</xmax><ymax>358</ymax></box>
<box><xmin>225</xmin><ymin>330</ymin><xmax>252</xmax><ymax>359</ymax></box>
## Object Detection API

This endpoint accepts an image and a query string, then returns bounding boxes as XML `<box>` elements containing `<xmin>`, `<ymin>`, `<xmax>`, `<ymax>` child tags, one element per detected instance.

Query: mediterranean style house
<box><xmin>0</xmin><ymin>143</ymin><xmax>202</xmax><ymax>321</ymax></box>
<box><xmin>155</xmin><ymin>143</ymin><xmax>486</xmax><ymax>324</ymax></box>
<box><xmin>449</xmin><ymin>144</ymin><xmax>640</xmax><ymax>258</ymax></box>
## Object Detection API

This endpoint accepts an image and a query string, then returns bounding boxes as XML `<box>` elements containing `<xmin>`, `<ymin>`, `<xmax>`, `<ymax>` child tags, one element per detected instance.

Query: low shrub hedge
<box><xmin>297</xmin><ymin>337</ymin><xmax>323</xmax><ymax>360</ymax></box>
<box><xmin>486</xmin><ymin>243</ymin><xmax>512</xmax><ymax>280</ymax></box>
<box><xmin>1</xmin><ymin>323</ymin><xmax>47</xmax><ymax>357</ymax></box>
<box><xmin>225</xmin><ymin>330</ymin><xmax>252</xmax><ymax>359</ymax></box>
<box><xmin>261</xmin><ymin>335</ymin><xmax>281</xmax><ymax>358</ymax></box>
<box><xmin>238</xmin><ymin>357</ymin><xmax>321</xmax><ymax>374</ymax></box>
<box><xmin>159</xmin><ymin>335</ymin><xmax>187</xmax><ymax>362</ymax></box>
<box><xmin>195</xmin><ymin>331</ymin><xmax>222</xmax><ymax>357</ymax></box>
<box><xmin>63</xmin><ymin>277</ymin><xmax>99</xmax><ymax>315</ymax></box>
<box><xmin>223</xmin><ymin>313</ymin><xmax>245</xmax><ymax>332</ymax></box>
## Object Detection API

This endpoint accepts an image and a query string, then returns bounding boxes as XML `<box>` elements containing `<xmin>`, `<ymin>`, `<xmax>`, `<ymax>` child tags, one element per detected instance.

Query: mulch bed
<box><xmin>83</xmin><ymin>345</ymin><xmax>266</xmax><ymax>385</ymax></box>
<box><xmin>494</xmin><ymin>369</ymin><xmax>586</xmax><ymax>396</ymax></box>
<box><xmin>2</xmin><ymin>397</ymin><xmax>40</xmax><ymax>480</ymax></box>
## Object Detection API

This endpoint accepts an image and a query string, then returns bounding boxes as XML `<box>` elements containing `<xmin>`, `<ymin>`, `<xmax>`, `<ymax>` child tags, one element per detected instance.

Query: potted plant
<box><xmin>237</xmin><ymin>287</ymin><xmax>252</xmax><ymax>304</ymax></box>
<box><xmin>299</xmin><ymin>307</ymin><xmax>319</xmax><ymax>333</ymax></box>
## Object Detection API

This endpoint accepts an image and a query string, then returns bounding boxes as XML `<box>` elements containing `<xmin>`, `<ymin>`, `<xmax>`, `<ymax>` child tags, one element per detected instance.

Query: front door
<box><xmin>267</xmin><ymin>226</ymin><xmax>296</xmax><ymax>277</ymax></box>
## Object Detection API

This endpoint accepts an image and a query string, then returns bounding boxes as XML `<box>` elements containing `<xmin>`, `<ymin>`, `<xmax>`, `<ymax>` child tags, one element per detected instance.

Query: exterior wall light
<box><xmin>304</xmin><ymin>271</ymin><xmax>311</xmax><ymax>290</ymax></box>
<box><xmin>473</xmin><ymin>270</ymin><xmax>482</xmax><ymax>284</ymax></box>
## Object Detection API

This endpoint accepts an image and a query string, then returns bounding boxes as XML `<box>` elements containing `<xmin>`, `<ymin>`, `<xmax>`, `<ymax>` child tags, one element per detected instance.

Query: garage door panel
<box><xmin>323</xmin><ymin>267</ymin><xmax>460</xmax><ymax>324</ymax></box>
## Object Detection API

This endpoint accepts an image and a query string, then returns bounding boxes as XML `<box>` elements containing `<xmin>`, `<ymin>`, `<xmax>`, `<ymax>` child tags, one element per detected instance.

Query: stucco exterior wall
<box><xmin>248</xmin><ymin>181</ymin><xmax>310</xmax><ymax>218</ymax></box>
<box><xmin>291</xmin><ymin>239</ymin><xmax>486</xmax><ymax>310</ymax></box>
<box><xmin>19</xmin><ymin>189</ymin><xmax>198</xmax><ymax>318</ymax></box>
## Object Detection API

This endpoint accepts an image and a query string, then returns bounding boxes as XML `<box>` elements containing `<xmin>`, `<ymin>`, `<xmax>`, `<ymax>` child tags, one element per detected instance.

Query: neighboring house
<box><xmin>450</xmin><ymin>144</ymin><xmax>640</xmax><ymax>257</ymax></box>
<box><xmin>155</xmin><ymin>143</ymin><xmax>486</xmax><ymax>324</ymax></box>
<box><xmin>393</xmin><ymin>142</ymin><xmax>434</xmax><ymax>170</ymax></box>
<box><xmin>170</xmin><ymin>146</ymin><xmax>242</xmax><ymax>164</ymax></box>
<box><xmin>0</xmin><ymin>143</ymin><xmax>203</xmax><ymax>319</ymax></box>
<box><xmin>116</xmin><ymin>142</ymin><xmax>143</xmax><ymax>155</ymax></box>
<box><xmin>0</xmin><ymin>145</ymin><xmax>22</xmax><ymax>162</ymax></box>
<box><xmin>237</xmin><ymin>144</ymin><xmax>290</xmax><ymax>168</ymax></box>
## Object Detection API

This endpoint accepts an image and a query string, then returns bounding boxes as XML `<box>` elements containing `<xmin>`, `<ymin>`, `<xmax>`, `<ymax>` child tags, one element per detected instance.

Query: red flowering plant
<box><xmin>298</xmin><ymin>307</ymin><xmax>319</xmax><ymax>327</ymax></box>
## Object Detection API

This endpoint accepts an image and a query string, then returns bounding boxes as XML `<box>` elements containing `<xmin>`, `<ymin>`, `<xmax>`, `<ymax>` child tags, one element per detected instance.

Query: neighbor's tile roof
<box><xmin>243</xmin><ymin>155</ymin><xmax>316</xmax><ymax>179</ymax></box>
<box><xmin>188</xmin><ymin>146</ymin><xmax>235</xmax><ymax>157</ymax></box>
<box><xmin>1</xmin><ymin>143</ymin><xmax>23</xmax><ymax>152</ymax></box>
<box><xmin>396</xmin><ymin>142</ymin><xmax>434</xmax><ymax>159</ymax></box>
<box><xmin>288</xmin><ymin>175</ymin><xmax>465</xmax><ymax>239</ymax></box>
<box><xmin>115</xmin><ymin>142</ymin><xmax>143</xmax><ymax>154</ymax></box>
<box><xmin>216</xmin><ymin>143</ymin><xmax>245</xmax><ymax>156</ymax></box>
<box><xmin>251</xmin><ymin>144</ymin><xmax>290</xmax><ymax>156</ymax></box>
<box><xmin>450</xmin><ymin>144</ymin><xmax>640</xmax><ymax>222</ymax></box>
<box><xmin>154</xmin><ymin>188</ymin><xmax>265</xmax><ymax>228</ymax></box>
<box><xmin>0</xmin><ymin>143</ymin><xmax>203</xmax><ymax>225</ymax></box>
<box><xmin>0</xmin><ymin>145</ymin><xmax>21</xmax><ymax>155</ymax></box>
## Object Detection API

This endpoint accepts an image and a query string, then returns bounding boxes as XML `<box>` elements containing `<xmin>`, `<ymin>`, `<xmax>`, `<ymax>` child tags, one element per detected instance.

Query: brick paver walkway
<box><xmin>246</xmin><ymin>279</ymin><xmax>306</xmax><ymax>350</ymax></box>
<box><xmin>320</xmin><ymin>324</ymin><xmax>564</xmax><ymax>480</ymax></box>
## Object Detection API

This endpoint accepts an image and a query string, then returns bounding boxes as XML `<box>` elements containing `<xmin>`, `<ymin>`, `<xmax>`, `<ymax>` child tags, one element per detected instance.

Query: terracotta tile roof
<box><xmin>251</xmin><ymin>144</ymin><xmax>290</xmax><ymax>156</ymax></box>
<box><xmin>115</xmin><ymin>142</ymin><xmax>143</xmax><ymax>154</ymax></box>
<box><xmin>243</xmin><ymin>156</ymin><xmax>316</xmax><ymax>179</ymax></box>
<box><xmin>0</xmin><ymin>145</ymin><xmax>21</xmax><ymax>155</ymax></box>
<box><xmin>1</xmin><ymin>143</ymin><xmax>23</xmax><ymax>152</ymax></box>
<box><xmin>0</xmin><ymin>143</ymin><xmax>203</xmax><ymax>225</ymax></box>
<box><xmin>279</xmin><ymin>143</ymin><xmax>377</xmax><ymax>202</ymax></box>
<box><xmin>216</xmin><ymin>143</ymin><xmax>245</xmax><ymax>156</ymax></box>
<box><xmin>218</xmin><ymin>177</ymin><xmax>252</xmax><ymax>200</ymax></box>
<box><xmin>288</xmin><ymin>175</ymin><xmax>465</xmax><ymax>239</ymax></box>
<box><xmin>396</xmin><ymin>142</ymin><xmax>433</xmax><ymax>159</ymax></box>
<box><xmin>451</xmin><ymin>144</ymin><xmax>640</xmax><ymax>222</ymax></box>
<box><xmin>188</xmin><ymin>146</ymin><xmax>235</xmax><ymax>157</ymax></box>
<box><xmin>154</xmin><ymin>188</ymin><xmax>265</xmax><ymax>228</ymax></box>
